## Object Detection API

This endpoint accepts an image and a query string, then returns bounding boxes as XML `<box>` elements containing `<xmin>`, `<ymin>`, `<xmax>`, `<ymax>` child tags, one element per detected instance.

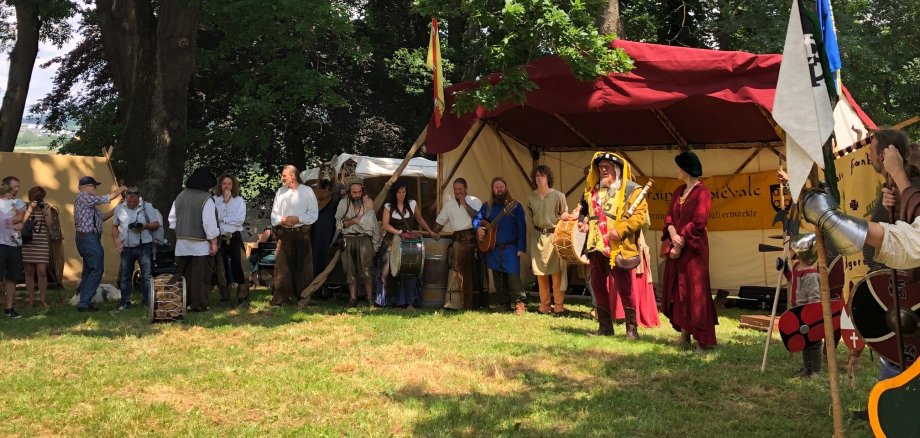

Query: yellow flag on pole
<box><xmin>426</xmin><ymin>17</ymin><xmax>444</xmax><ymax>128</ymax></box>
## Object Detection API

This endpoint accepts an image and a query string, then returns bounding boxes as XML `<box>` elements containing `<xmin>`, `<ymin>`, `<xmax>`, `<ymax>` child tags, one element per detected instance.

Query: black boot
<box><xmin>624</xmin><ymin>307</ymin><xmax>640</xmax><ymax>340</ymax></box>
<box><xmin>595</xmin><ymin>307</ymin><xmax>614</xmax><ymax>336</ymax></box>
<box><xmin>808</xmin><ymin>343</ymin><xmax>823</xmax><ymax>375</ymax></box>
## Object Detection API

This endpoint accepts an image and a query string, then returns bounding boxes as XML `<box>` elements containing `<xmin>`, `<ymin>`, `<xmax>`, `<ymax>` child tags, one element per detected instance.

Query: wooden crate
<box><xmin>739</xmin><ymin>315</ymin><xmax>780</xmax><ymax>333</ymax></box>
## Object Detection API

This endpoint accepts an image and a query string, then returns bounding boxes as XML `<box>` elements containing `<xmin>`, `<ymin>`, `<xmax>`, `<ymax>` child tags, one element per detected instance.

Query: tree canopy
<box><xmin>11</xmin><ymin>0</ymin><xmax>920</xmax><ymax>203</ymax></box>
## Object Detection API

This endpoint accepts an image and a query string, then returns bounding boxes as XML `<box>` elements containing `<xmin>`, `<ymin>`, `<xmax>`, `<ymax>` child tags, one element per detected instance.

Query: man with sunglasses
<box><xmin>112</xmin><ymin>187</ymin><xmax>161</xmax><ymax>310</ymax></box>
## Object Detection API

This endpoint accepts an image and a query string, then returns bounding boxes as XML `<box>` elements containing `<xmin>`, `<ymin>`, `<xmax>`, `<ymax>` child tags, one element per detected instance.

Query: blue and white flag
<box><xmin>817</xmin><ymin>0</ymin><xmax>841</xmax><ymax>92</ymax></box>
<box><xmin>773</xmin><ymin>0</ymin><xmax>836</xmax><ymax>200</ymax></box>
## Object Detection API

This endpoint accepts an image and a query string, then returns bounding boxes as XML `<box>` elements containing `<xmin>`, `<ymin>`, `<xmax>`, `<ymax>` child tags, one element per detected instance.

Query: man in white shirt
<box><xmin>212</xmin><ymin>174</ymin><xmax>250</xmax><ymax>309</ymax></box>
<box><xmin>269</xmin><ymin>165</ymin><xmax>318</xmax><ymax>306</ymax></box>
<box><xmin>112</xmin><ymin>187</ymin><xmax>161</xmax><ymax>310</ymax></box>
<box><xmin>433</xmin><ymin>178</ymin><xmax>484</xmax><ymax>309</ymax></box>
<box><xmin>169</xmin><ymin>167</ymin><xmax>220</xmax><ymax>312</ymax></box>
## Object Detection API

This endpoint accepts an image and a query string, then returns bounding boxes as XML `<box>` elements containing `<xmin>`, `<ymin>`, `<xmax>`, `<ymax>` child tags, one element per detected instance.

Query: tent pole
<box><xmin>651</xmin><ymin>109</ymin><xmax>688</xmax><ymax>150</ymax></box>
<box><xmin>564</xmin><ymin>175</ymin><xmax>588</xmax><ymax>198</ymax></box>
<box><xmin>439</xmin><ymin>121</ymin><xmax>486</xmax><ymax>194</ymax></box>
<box><xmin>491</xmin><ymin>123</ymin><xmax>535</xmax><ymax>190</ymax></box>
<box><xmin>732</xmin><ymin>146</ymin><xmax>765</xmax><ymax>174</ymax></box>
<box><xmin>373</xmin><ymin>128</ymin><xmax>427</xmax><ymax>211</ymax></box>
<box><xmin>550</xmin><ymin>113</ymin><xmax>647</xmax><ymax>177</ymax></box>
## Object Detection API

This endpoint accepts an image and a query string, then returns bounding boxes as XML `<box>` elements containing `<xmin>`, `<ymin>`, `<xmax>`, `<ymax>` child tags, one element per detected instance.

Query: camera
<box><xmin>36</xmin><ymin>201</ymin><xmax>45</xmax><ymax>209</ymax></box>
<box><xmin>128</xmin><ymin>222</ymin><xmax>146</xmax><ymax>231</ymax></box>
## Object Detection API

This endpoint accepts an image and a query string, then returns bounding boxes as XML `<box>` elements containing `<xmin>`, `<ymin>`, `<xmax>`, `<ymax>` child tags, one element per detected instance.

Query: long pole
<box><xmin>886</xmin><ymin>175</ymin><xmax>906</xmax><ymax>370</ymax></box>
<box><xmin>373</xmin><ymin>129</ymin><xmax>427</xmax><ymax>211</ymax></box>
<box><xmin>810</xmin><ymin>167</ymin><xmax>844</xmax><ymax>438</ymax></box>
<box><xmin>760</xmin><ymin>240</ymin><xmax>789</xmax><ymax>372</ymax></box>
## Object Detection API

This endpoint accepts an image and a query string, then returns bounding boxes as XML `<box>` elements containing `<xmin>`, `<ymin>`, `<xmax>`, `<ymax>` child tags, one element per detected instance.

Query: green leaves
<box><xmin>414</xmin><ymin>0</ymin><xmax>634</xmax><ymax>115</ymax></box>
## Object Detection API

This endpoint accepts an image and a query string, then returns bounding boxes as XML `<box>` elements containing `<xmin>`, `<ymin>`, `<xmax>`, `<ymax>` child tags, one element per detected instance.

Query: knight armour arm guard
<box><xmin>801</xmin><ymin>189</ymin><xmax>868</xmax><ymax>256</ymax></box>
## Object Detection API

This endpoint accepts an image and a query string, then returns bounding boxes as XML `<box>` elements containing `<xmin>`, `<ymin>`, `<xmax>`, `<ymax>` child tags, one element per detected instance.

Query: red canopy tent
<box><xmin>426</xmin><ymin>39</ymin><xmax>874</xmax><ymax>155</ymax></box>
<box><xmin>410</xmin><ymin>39</ymin><xmax>876</xmax><ymax>290</ymax></box>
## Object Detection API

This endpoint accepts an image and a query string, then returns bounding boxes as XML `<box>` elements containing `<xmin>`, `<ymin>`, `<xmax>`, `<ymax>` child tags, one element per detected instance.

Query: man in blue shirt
<box><xmin>476</xmin><ymin>177</ymin><xmax>527</xmax><ymax>314</ymax></box>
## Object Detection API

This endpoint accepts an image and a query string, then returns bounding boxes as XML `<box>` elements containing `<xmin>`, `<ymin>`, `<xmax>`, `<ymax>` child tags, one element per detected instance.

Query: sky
<box><xmin>0</xmin><ymin>29</ymin><xmax>80</xmax><ymax>114</ymax></box>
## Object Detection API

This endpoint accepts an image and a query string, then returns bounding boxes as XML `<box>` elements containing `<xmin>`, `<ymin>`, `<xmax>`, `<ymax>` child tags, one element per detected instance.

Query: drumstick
<box><xmin>623</xmin><ymin>179</ymin><xmax>654</xmax><ymax>219</ymax></box>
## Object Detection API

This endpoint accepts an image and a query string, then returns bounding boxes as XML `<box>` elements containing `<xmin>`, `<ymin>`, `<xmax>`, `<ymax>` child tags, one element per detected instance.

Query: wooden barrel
<box><xmin>421</xmin><ymin>237</ymin><xmax>451</xmax><ymax>308</ymax></box>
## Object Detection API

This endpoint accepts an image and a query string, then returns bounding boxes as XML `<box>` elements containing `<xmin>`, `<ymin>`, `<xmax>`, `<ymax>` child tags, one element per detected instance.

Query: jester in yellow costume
<box><xmin>572</xmin><ymin>152</ymin><xmax>648</xmax><ymax>339</ymax></box>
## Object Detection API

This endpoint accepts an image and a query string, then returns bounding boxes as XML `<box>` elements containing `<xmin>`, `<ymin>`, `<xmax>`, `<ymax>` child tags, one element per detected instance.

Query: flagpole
<box><xmin>809</xmin><ymin>168</ymin><xmax>845</xmax><ymax>438</ymax></box>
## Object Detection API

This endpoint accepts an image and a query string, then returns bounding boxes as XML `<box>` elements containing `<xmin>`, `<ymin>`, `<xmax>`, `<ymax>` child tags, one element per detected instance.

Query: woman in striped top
<box><xmin>22</xmin><ymin>186</ymin><xmax>52</xmax><ymax>309</ymax></box>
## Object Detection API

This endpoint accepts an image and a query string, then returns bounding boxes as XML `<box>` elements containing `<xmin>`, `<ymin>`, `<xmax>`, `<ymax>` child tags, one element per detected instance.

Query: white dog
<box><xmin>69</xmin><ymin>284</ymin><xmax>122</xmax><ymax>306</ymax></box>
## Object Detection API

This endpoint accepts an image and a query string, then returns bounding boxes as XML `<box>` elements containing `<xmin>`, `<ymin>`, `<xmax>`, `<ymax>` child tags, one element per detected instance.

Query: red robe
<box><xmin>661</xmin><ymin>182</ymin><xmax>717</xmax><ymax>346</ymax></box>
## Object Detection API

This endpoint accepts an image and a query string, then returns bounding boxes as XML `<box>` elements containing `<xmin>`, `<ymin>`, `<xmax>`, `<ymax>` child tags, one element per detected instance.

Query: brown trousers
<box><xmin>176</xmin><ymin>255</ymin><xmax>214</xmax><ymax>311</ymax></box>
<box><xmin>272</xmin><ymin>226</ymin><xmax>314</xmax><ymax>305</ymax></box>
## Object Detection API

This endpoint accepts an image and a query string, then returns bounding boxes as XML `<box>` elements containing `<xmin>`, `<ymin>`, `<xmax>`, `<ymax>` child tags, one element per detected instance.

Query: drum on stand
<box><xmin>148</xmin><ymin>274</ymin><xmax>187</xmax><ymax>323</ymax></box>
<box><xmin>552</xmin><ymin>220</ymin><xmax>588</xmax><ymax>265</ymax></box>
<box><xmin>390</xmin><ymin>234</ymin><xmax>425</xmax><ymax>277</ymax></box>
<box><xmin>422</xmin><ymin>237</ymin><xmax>452</xmax><ymax>308</ymax></box>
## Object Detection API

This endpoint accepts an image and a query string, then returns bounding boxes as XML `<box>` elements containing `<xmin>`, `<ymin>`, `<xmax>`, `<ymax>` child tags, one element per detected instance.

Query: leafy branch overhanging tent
<box><xmin>398</xmin><ymin>39</ymin><xmax>876</xmax><ymax>289</ymax></box>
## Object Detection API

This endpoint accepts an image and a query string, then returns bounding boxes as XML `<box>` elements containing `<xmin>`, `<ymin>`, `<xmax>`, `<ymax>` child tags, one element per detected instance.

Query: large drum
<box><xmin>148</xmin><ymin>274</ymin><xmax>187</xmax><ymax>323</ymax></box>
<box><xmin>421</xmin><ymin>237</ymin><xmax>452</xmax><ymax>309</ymax></box>
<box><xmin>552</xmin><ymin>220</ymin><xmax>588</xmax><ymax>265</ymax></box>
<box><xmin>390</xmin><ymin>234</ymin><xmax>425</xmax><ymax>276</ymax></box>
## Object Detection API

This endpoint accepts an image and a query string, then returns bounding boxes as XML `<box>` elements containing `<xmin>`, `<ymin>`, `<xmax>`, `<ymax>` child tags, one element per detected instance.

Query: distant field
<box><xmin>14</xmin><ymin>127</ymin><xmax>66</xmax><ymax>153</ymax></box>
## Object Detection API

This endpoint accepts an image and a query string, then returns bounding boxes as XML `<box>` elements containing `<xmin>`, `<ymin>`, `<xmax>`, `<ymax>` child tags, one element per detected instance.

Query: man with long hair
<box><xmin>525</xmin><ymin>165</ymin><xmax>568</xmax><ymax>315</ymax></box>
<box><xmin>475</xmin><ymin>177</ymin><xmax>527</xmax><ymax>314</ymax></box>
<box><xmin>212</xmin><ymin>174</ymin><xmax>250</xmax><ymax>309</ymax></box>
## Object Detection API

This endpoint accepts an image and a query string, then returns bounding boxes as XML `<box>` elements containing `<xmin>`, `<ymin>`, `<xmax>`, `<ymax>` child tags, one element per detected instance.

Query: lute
<box><xmin>477</xmin><ymin>200</ymin><xmax>519</xmax><ymax>253</ymax></box>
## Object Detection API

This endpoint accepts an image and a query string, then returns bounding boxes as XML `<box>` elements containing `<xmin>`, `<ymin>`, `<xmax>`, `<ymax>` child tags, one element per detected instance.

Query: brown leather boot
<box><xmin>624</xmin><ymin>307</ymin><xmax>639</xmax><ymax>340</ymax></box>
<box><xmin>595</xmin><ymin>307</ymin><xmax>614</xmax><ymax>336</ymax></box>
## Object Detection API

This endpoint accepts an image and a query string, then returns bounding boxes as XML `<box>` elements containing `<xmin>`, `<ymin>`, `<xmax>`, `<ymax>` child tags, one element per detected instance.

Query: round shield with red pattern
<box><xmin>779</xmin><ymin>300</ymin><xmax>843</xmax><ymax>353</ymax></box>
<box><xmin>850</xmin><ymin>269</ymin><xmax>920</xmax><ymax>368</ymax></box>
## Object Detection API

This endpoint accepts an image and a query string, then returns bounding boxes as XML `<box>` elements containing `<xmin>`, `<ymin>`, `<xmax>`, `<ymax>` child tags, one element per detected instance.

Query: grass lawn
<box><xmin>0</xmin><ymin>288</ymin><xmax>878</xmax><ymax>437</ymax></box>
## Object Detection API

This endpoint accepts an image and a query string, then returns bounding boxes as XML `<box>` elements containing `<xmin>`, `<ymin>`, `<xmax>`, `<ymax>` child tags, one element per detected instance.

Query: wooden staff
<box><xmin>760</xmin><ymin>169</ymin><xmax>790</xmax><ymax>372</ymax></box>
<box><xmin>809</xmin><ymin>168</ymin><xmax>844</xmax><ymax>438</ymax></box>
<box><xmin>101</xmin><ymin>146</ymin><xmax>120</xmax><ymax>188</ymax></box>
<box><xmin>886</xmin><ymin>174</ymin><xmax>906</xmax><ymax>371</ymax></box>
<box><xmin>760</xmin><ymin>239</ymin><xmax>789</xmax><ymax>373</ymax></box>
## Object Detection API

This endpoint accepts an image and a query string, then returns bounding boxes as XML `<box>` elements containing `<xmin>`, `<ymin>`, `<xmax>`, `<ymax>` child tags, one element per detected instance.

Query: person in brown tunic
<box><xmin>525</xmin><ymin>165</ymin><xmax>568</xmax><ymax>315</ymax></box>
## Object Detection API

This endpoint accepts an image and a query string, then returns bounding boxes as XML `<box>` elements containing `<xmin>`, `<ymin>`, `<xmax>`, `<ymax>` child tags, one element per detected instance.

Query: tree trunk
<box><xmin>95</xmin><ymin>0</ymin><xmax>200</xmax><ymax>214</ymax></box>
<box><xmin>284</xmin><ymin>123</ymin><xmax>307</xmax><ymax>176</ymax></box>
<box><xmin>596</xmin><ymin>0</ymin><xmax>623</xmax><ymax>38</ymax></box>
<box><xmin>0</xmin><ymin>1</ymin><xmax>41</xmax><ymax>152</ymax></box>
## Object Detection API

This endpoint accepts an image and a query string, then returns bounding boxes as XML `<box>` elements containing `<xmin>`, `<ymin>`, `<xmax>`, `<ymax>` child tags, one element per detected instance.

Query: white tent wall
<box><xmin>438</xmin><ymin>121</ymin><xmax>785</xmax><ymax>291</ymax></box>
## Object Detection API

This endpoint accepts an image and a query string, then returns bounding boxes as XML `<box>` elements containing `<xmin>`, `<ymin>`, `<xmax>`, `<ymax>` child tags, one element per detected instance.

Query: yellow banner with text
<box><xmin>636</xmin><ymin>170</ymin><xmax>789</xmax><ymax>232</ymax></box>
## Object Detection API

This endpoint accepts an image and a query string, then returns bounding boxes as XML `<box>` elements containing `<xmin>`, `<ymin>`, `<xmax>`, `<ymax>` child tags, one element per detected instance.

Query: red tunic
<box><xmin>661</xmin><ymin>182</ymin><xmax>718</xmax><ymax>346</ymax></box>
